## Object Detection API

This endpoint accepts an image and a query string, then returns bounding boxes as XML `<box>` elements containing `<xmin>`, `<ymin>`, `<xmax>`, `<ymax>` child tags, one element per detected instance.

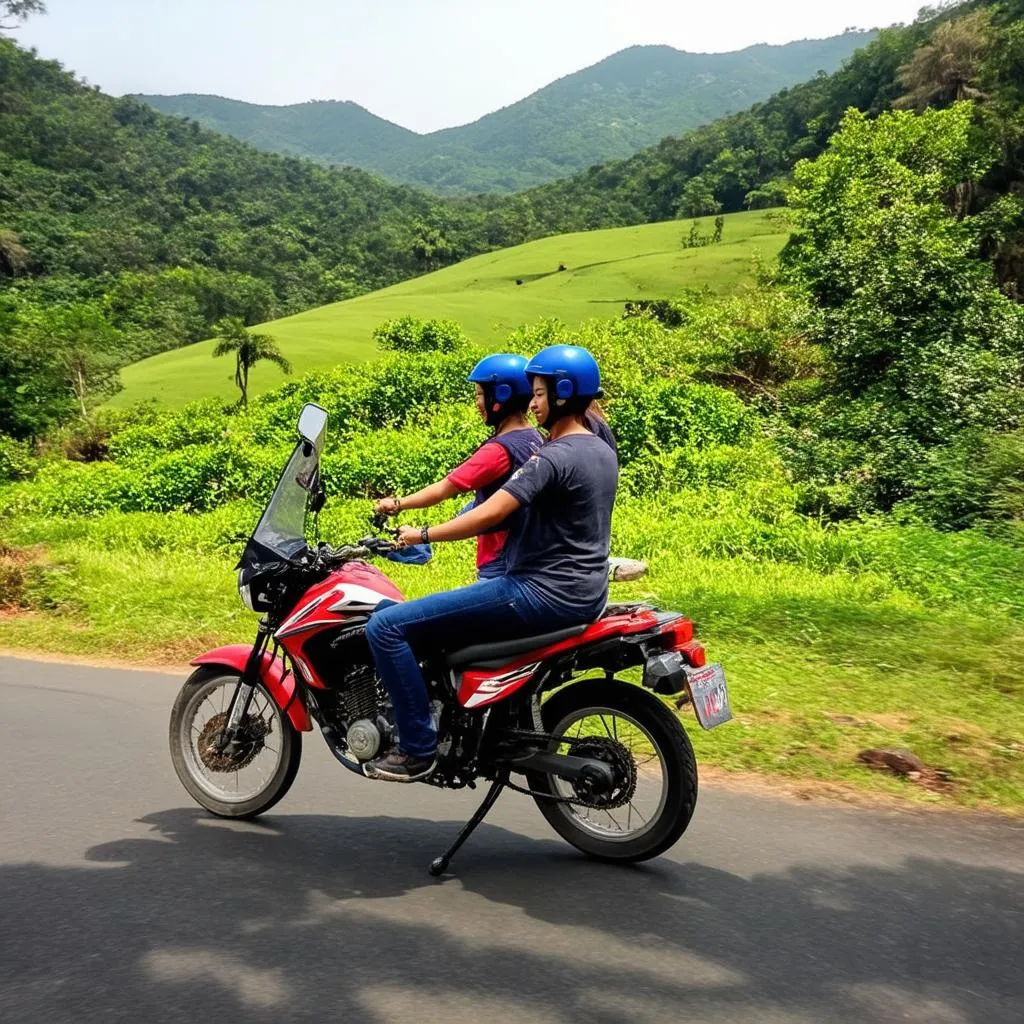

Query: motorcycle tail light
<box><xmin>661</xmin><ymin>618</ymin><xmax>694</xmax><ymax>648</ymax></box>
<box><xmin>676</xmin><ymin>641</ymin><xmax>706</xmax><ymax>668</ymax></box>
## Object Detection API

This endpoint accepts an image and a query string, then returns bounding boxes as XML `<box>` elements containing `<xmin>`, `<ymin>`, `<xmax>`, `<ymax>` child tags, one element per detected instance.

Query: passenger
<box><xmin>364</xmin><ymin>344</ymin><xmax>619</xmax><ymax>782</ymax></box>
<box><xmin>375</xmin><ymin>354</ymin><xmax>542</xmax><ymax>579</ymax></box>
<box><xmin>585</xmin><ymin>400</ymin><xmax>618</xmax><ymax>454</ymax></box>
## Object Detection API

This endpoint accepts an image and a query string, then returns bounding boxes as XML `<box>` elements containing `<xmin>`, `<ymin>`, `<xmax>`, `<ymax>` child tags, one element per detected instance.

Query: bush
<box><xmin>0</xmin><ymin>435</ymin><xmax>35</xmax><ymax>482</ymax></box>
<box><xmin>610</xmin><ymin>379</ymin><xmax>753</xmax><ymax>467</ymax></box>
<box><xmin>373</xmin><ymin>316</ymin><xmax>470</xmax><ymax>353</ymax></box>
<box><xmin>898</xmin><ymin>428</ymin><xmax>1024</xmax><ymax>529</ymax></box>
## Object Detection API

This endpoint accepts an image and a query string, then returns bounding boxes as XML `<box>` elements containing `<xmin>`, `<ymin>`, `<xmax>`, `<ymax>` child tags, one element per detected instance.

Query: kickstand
<box><xmin>429</xmin><ymin>771</ymin><xmax>508</xmax><ymax>877</ymax></box>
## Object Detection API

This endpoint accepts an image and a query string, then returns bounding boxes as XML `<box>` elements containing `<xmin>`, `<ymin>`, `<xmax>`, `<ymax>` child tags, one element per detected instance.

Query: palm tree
<box><xmin>212</xmin><ymin>317</ymin><xmax>291</xmax><ymax>408</ymax></box>
<box><xmin>894</xmin><ymin>10</ymin><xmax>993</xmax><ymax>113</ymax></box>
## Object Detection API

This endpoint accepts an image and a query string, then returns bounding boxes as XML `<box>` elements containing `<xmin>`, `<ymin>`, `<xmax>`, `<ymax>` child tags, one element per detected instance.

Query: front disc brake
<box><xmin>197</xmin><ymin>712</ymin><xmax>270</xmax><ymax>772</ymax></box>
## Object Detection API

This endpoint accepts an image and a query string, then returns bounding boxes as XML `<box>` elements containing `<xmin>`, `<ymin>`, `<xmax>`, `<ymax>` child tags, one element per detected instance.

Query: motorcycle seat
<box><xmin>444</xmin><ymin>624</ymin><xmax>588</xmax><ymax>669</ymax></box>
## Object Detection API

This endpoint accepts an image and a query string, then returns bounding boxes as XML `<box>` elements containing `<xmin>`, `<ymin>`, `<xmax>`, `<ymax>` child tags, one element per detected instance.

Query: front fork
<box><xmin>214</xmin><ymin>621</ymin><xmax>272</xmax><ymax>753</ymax></box>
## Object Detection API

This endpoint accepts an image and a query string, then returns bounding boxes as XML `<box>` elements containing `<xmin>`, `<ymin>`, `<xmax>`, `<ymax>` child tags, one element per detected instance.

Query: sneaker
<box><xmin>363</xmin><ymin>749</ymin><xmax>437</xmax><ymax>783</ymax></box>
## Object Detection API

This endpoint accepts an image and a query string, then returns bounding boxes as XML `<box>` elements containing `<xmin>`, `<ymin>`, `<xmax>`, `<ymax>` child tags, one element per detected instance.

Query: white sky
<box><xmin>12</xmin><ymin>0</ymin><xmax>928</xmax><ymax>133</ymax></box>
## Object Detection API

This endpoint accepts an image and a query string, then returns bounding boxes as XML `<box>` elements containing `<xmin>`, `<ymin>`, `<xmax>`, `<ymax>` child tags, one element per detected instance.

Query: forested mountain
<box><xmin>488</xmin><ymin>0</ymin><xmax>1024</xmax><ymax>298</ymax></box>
<box><xmin>139</xmin><ymin>33</ymin><xmax>874</xmax><ymax>195</ymax></box>
<box><xmin>3</xmin><ymin>0</ymin><xmax>1023</xmax><ymax>437</ymax></box>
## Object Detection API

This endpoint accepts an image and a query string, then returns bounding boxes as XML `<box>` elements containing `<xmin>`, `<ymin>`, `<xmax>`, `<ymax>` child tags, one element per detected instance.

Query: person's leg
<box><xmin>364</xmin><ymin>576</ymin><xmax>525</xmax><ymax>777</ymax></box>
<box><xmin>364</xmin><ymin>575</ymin><xmax>588</xmax><ymax>781</ymax></box>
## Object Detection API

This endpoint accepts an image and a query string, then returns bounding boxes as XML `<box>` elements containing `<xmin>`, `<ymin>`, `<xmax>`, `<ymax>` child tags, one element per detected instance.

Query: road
<box><xmin>0</xmin><ymin>656</ymin><xmax>1021</xmax><ymax>1024</ymax></box>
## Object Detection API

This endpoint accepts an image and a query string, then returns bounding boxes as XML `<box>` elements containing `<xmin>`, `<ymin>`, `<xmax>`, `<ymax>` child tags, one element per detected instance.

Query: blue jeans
<box><xmin>365</xmin><ymin>575</ymin><xmax>600</xmax><ymax>758</ymax></box>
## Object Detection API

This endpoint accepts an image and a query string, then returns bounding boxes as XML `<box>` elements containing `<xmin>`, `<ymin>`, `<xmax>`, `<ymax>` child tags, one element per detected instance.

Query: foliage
<box><xmin>373</xmin><ymin>316</ymin><xmax>470</xmax><ymax>353</ymax></box>
<box><xmin>780</xmin><ymin>104</ymin><xmax>1024</xmax><ymax>513</ymax></box>
<box><xmin>0</xmin><ymin>1</ymin><xmax>44</xmax><ymax>28</ymax></box>
<box><xmin>0</xmin><ymin>432</ymin><xmax>32</xmax><ymax>481</ymax></box>
<box><xmin>894</xmin><ymin>8</ymin><xmax>994</xmax><ymax>111</ymax></box>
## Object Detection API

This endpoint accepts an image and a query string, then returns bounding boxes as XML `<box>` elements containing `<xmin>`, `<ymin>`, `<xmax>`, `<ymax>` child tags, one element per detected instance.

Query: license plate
<box><xmin>686</xmin><ymin>663</ymin><xmax>733</xmax><ymax>730</ymax></box>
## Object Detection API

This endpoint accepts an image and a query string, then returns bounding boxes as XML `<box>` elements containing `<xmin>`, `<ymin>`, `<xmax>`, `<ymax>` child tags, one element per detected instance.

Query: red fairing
<box><xmin>457</xmin><ymin>609</ymin><xmax>661</xmax><ymax>709</ymax></box>
<box><xmin>191</xmin><ymin>644</ymin><xmax>312</xmax><ymax>732</ymax></box>
<box><xmin>274</xmin><ymin>562</ymin><xmax>404</xmax><ymax>688</ymax></box>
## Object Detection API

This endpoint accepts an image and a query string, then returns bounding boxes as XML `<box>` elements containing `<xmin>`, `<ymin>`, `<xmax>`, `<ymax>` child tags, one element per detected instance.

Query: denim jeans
<box><xmin>365</xmin><ymin>575</ymin><xmax>601</xmax><ymax>758</ymax></box>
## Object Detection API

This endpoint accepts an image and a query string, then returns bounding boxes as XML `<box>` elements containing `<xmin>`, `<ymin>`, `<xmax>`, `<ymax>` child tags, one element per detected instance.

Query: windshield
<box><xmin>239</xmin><ymin>441</ymin><xmax>319</xmax><ymax>570</ymax></box>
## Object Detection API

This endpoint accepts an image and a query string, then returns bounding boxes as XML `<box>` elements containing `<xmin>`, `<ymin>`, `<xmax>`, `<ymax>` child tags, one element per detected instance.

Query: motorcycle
<box><xmin>169</xmin><ymin>403</ymin><xmax>733</xmax><ymax>874</ymax></box>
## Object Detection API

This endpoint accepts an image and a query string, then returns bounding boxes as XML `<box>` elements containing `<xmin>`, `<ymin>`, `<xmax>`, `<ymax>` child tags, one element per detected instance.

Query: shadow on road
<box><xmin>1</xmin><ymin>808</ymin><xmax>1021</xmax><ymax>1023</ymax></box>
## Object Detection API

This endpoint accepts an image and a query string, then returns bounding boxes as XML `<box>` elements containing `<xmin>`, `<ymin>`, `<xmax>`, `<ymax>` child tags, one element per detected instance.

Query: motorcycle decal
<box><xmin>276</xmin><ymin>590</ymin><xmax>334</xmax><ymax>636</ymax></box>
<box><xmin>327</xmin><ymin>584</ymin><xmax>391</xmax><ymax>613</ymax></box>
<box><xmin>460</xmin><ymin>662</ymin><xmax>541</xmax><ymax>709</ymax></box>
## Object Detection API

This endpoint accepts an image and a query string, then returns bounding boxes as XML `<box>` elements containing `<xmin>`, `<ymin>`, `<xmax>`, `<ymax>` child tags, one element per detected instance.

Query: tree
<box><xmin>675</xmin><ymin>177</ymin><xmax>721</xmax><ymax>219</ymax></box>
<box><xmin>50</xmin><ymin>304</ymin><xmax>122</xmax><ymax>417</ymax></box>
<box><xmin>212</xmin><ymin>317</ymin><xmax>291</xmax><ymax>408</ymax></box>
<box><xmin>781</xmin><ymin>104</ymin><xmax>1024</xmax><ymax>510</ymax></box>
<box><xmin>894</xmin><ymin>10</ymin><xmax>993</xmax><ymax>112</ymax></box>
<box><xmin>0</xmin><ymin>1</ymin><xmax>45</xmax><ymax>28</ymax></box>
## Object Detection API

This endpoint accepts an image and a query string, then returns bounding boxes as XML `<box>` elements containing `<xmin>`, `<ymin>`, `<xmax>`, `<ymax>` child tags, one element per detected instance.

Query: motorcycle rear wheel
<box><xmin>526</xmin><ymin>678</ymin><xmax>698</xmax><ymax>863</ymax></box>
<box><xmin>169</xmin><ymin>668</ymin><xmax>302</xmax><ymax>819</ymax></box>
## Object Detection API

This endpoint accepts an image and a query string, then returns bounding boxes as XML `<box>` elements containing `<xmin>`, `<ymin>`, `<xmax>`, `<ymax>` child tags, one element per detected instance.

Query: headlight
<box><xmin>238</xmin><ymin>570</ymin><xmax>256</xmax><ymax>611</ymax></box>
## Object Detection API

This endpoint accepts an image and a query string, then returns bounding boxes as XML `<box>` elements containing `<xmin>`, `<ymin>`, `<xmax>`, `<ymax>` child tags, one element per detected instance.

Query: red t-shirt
<box><xmin>447</xmin><ymin>444</ymin><xmax>512</xmax><ymax>570</ymax></box>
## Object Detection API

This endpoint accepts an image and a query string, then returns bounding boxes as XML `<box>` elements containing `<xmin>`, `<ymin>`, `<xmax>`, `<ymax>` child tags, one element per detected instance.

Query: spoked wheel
<box><xmin>169</xmin><ymin>669</ymin><xmax>301</xmax><ymax>819</ymax></box>
<box><xmin>526</xmin><ymin>678</ymin><xmax>698</xmax><ymax>863</ymax></box>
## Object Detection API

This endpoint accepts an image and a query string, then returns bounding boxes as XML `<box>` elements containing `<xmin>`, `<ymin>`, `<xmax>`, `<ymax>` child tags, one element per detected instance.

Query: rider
<box><xmin>375</xmin><ymin>354</ymin><xmax>542</xmax><ymax>579</ymax></box>
<box><xmin>364</xmin><ymin>344</ymin><xmax>618</xmax><ymax>782</ymax></box>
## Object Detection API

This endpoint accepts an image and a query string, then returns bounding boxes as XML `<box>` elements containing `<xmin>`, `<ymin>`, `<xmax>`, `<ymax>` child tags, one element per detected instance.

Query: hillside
<box><xmin>480</xmin><ymin>0</ymin><xmax>1024</xmax><ymax>299</ymax></box>
<box><xmin>113</xmin><ymin>211</ymin><xmax>786</xmax><ymax>406</ymax></box>
<box><xmin>139</xmin><ymin>33</ymin><xmax>874</xmax><ymax>195</ymax></box>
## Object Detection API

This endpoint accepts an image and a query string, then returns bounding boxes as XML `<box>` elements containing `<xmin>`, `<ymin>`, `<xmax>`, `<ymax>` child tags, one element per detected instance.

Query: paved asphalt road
<box><xmin>1</xmin><ymin>656</ymin><xmax>1022</xmax><ymax>1024</ymax></box>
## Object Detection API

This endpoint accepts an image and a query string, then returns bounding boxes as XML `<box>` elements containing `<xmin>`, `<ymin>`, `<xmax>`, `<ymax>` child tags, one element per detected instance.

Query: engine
<box><xmin>328</xmin><ymin>662</ymin><xmax>392</xmax><ymax>762</ymax></box>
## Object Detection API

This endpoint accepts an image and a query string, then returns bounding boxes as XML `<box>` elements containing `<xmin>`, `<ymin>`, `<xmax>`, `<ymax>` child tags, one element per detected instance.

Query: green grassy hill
<box><xmin>114</xmin><ymin>210</ymin><xmax>787</xmax><ymax>407</ymax></box>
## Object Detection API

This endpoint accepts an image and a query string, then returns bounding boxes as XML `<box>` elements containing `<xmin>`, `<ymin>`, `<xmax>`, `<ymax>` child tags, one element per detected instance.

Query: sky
<box><xmin>12</xmin><ymin>0</ymin><xmax>928</xmax><ymax>133</ymax></box>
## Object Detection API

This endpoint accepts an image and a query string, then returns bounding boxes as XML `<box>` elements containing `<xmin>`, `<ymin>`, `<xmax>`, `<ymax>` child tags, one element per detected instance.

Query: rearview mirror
<box><xmin>297</xmin><ymin>403</ymin><xmax>328</xmax><ymax>454</ymax></box>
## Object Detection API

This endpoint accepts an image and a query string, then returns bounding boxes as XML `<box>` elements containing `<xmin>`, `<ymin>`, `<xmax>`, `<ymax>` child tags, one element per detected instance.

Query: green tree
<box><xmin>212</xmin><ymin>317</ymin><xmax>291</xmax><ymax>408</ymax></box>
<box><xmin>781</xmin><ymin>103</ymin><xmax>1024</xmax><ymax>511</ymax></box>
<box><xmin>676</xmin><ymin>177</ymin><xmax>722</xmax><ymax>219</ymax></box>
<box><xmin>50</xmin><ymin>304</ymin><xmax>123</xmax><ymax>417</ymax></box>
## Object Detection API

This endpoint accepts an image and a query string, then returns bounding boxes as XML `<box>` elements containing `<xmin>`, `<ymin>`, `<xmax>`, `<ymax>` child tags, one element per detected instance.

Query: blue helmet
<box><xmin>525</xmin><ymin>345</ymin><xmax>602</xmax><ymax>402</ymax></box>
<box><xmin>468</xmin><ymin>353</ymin><xmax>532</xmax><ymax>427</ymax></box>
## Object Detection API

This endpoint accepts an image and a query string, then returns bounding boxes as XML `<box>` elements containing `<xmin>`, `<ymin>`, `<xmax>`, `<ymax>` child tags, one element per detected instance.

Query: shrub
<box><xmin>898</xmin><ymin>427</ymin><xmax>1024</xmax><ymax>529</ymax></box>
<box><xmin>0</xmin><ymin>434</ymin><xmax>35</xmax><ymax>482</ymax></box>
<box><xmin>373</xmin><ymin>316</ymin><xmax>470</xmax><ymax>353</ymax></box>
<box><xmin>610</xmin><ymin>379</ymin><xmax>753</xmax><ymax>466</ymax></box>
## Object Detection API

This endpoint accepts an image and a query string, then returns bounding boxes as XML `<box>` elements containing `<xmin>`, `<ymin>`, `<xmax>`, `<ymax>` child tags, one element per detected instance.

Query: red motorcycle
<box><xmin>169</xmin><ymin>404</ymin><xmax>732</xmax><ymax>874</ymax></box>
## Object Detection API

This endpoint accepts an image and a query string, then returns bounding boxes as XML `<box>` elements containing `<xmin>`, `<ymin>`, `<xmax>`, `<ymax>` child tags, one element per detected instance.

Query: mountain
<box><xmin>138</xmin><ymin>32</ymin><xmax>875</xmax><ymax>195</ymax></box>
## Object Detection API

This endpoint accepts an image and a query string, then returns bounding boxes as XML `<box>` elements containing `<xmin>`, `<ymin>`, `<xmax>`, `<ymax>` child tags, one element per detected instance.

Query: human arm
<box><xmin>375</xmin><ymin>479</ymin><xmax>460</xmax><ymax>516</ymax></box>
<box><xmin>396</xmin><ymin>489</ymin><xmax>522</xmax><ymax>547</ymax></box>
<box><xmin>396</xmin><ymin>453</ymin><xmax>555</xmax><ymax>547</ymax></box>
<box><xmin>376</xmin><ymin>444</ymin><xmax>511</xmax><ymax>515</ymax></box>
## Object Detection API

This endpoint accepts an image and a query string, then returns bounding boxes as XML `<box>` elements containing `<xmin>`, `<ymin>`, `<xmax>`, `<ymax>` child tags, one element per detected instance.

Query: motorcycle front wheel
<box><xmin>169</xmin><ymin>669</ymin><xmax>302</xmax><ymax>819</ymax></box>
<box><xmin>526</xmin><ymin>678</ymin><xmax>698</xmax><ymax>863</ymax></box>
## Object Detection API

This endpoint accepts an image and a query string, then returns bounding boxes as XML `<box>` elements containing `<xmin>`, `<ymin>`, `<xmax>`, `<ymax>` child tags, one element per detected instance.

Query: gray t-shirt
<box><xmin>501</xmin><ymin>432</ymin><xmax>619</xmax><ymax>614</ymax></box>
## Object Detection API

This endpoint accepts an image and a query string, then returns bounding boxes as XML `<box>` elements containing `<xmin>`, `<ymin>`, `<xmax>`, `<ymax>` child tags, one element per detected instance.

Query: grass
<box><xmin>112</xmin><ymin>211</ymin><xmax>787</xmax><ymax>408</ymax></box>
<box><xmin>2</xmin><ymin>496</ymin><xmax>1021</xmax><ymax>813</ymax></box>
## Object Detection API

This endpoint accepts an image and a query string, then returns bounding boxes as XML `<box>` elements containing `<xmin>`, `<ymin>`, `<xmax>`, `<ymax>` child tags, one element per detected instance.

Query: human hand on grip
<box><xmin>395</xmin><ymin>524</ymin><xmax>423</xmax><ymax>549</ymax></box>
<box><xmin>375</xmin><ymin>496</ymin><xmax>401</xmax><ymax>516</ymax></box>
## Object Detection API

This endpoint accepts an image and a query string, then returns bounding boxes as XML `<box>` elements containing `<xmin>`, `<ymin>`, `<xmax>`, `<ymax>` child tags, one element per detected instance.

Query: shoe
<box><xmin>363</xmin><ymin>749</ymin><xmax>437</xmax><ymax>783</ymax></box>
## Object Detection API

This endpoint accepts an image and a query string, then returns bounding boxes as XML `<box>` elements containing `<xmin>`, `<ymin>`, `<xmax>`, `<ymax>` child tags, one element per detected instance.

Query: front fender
<box><xmin>190</xmin><ymin>644</ymin><xmax>312</xmax><ymax>733</ymax></box>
